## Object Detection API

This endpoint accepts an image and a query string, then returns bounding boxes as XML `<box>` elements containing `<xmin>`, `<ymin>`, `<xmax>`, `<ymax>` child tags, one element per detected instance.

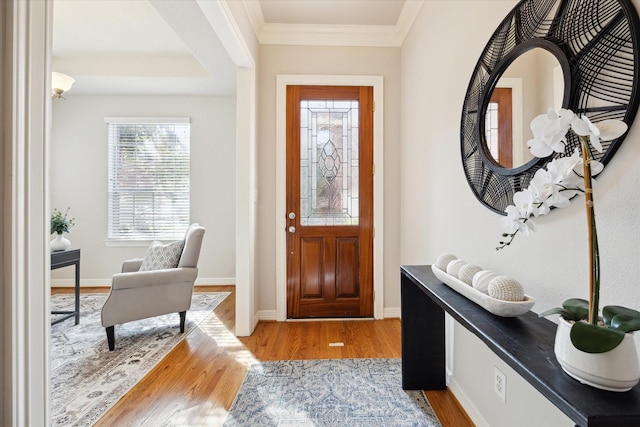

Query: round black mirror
<box><xmin>461</xmin><ymin>0</ymin><xmax>640</xmax><ymax>215</ymax></box>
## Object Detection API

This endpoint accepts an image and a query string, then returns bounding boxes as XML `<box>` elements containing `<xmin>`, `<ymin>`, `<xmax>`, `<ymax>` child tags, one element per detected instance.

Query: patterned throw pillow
<box><xmin>139</xmin><ymin>240</ymin><xmax>185</xmax><ymax>271</ymax></box>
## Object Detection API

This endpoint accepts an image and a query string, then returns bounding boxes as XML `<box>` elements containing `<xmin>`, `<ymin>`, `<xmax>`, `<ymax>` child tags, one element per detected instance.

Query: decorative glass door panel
<box><xmin>300</xmin><ymin>100</ymin><xmax>359</xmax><ymax>226</ymax></box>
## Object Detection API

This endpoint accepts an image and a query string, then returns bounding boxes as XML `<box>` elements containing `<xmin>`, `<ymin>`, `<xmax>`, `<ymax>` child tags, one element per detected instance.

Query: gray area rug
<box><xmin>51</xmin><ymin>291</ymin><xmax>229</xmax><ymax>427</ymax></box>
<box><xmin>224</xmin><ymin>358</ymin><xmax>442</xmax><ymax>427</ymax></box>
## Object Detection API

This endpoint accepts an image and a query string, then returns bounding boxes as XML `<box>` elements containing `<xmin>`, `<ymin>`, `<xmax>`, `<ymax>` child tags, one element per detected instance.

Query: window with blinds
<box><xmin>106</xmin><ymin>117</ymin><xmax>190</xmax><ymax>240</ymax></box>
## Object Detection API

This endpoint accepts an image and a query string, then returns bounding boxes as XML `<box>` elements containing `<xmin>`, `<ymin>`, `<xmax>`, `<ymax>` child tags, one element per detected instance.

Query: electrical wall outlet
<box><xmin>494</xmin><ymin>366</ymin><xmax>507</xmax><ymax>402</ymax></box>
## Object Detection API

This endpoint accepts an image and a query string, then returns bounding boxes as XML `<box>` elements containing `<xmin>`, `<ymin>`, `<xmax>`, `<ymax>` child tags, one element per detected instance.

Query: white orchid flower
<box><xmin>502</xmin><ymin>188</ymin><xmax>541</xmax><ymax>234</ymax></box>
<box><xmin>571</xmin><ymin>115</ymin><xmax>603</xmax><ymax>152</ymax></box>
<box><xmin>502</xmin><ymin>204</ymin><xmax>536</xmax><ymax>236</ymax></box>
<box><xmin>547</xmin><ymin>150</ymin><xmax>582</xmax><ymax>182</ymax></box>
<box><xmin>588</xmin><ymin>159</ymin><xmax>604</xmax><ymax>176</ymax></box>
<box><xmin>527</xmin><ymin>109</ymin><xmax>575</xmax><ymax>157</ymax></box>
<box><xmin>515</xmin><ymin>188</ymin><xmax>540</xmax><ymax>218</ymax></box>
<box><xmin>596</xmin><ymin>119</ymin><xmax>628</xmax><ymax>141</ymax></box>
<box><xmin>529</xmin><ymin>168</ymin><xmax>558</xmax><ymax>212</ymax></box>
<box><xmin>530</xmin><ymin>163</ymin><xmax>574</xmax><ymax>210</ymax></box>
<box><xmin>499</xmin><ymin>109</ymin><xmax>628</xmax><ymax>251</ymax></box>
<box><xmin>570</xmin><ymin>116</ymin><xmax>628</xmax><ymax>154</ymax></box>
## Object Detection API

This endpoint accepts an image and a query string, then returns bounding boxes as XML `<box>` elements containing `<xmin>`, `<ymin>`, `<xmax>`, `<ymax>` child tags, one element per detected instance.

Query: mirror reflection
<box><xmin>485</xmin><ymin>48</ymin><xmax>563</xmax><ymax>168</ymax></box>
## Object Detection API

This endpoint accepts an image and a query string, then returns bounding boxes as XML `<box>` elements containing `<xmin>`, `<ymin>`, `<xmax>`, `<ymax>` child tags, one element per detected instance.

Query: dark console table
<box><xmin>401</xmin><ymin>265</ymin><xmax>640</xmax><ymax>427</ymax></box>
<box><xmin>51</xmin><ymin>248</ymin><xmax>81</xmax><ymax>325</ymax></box>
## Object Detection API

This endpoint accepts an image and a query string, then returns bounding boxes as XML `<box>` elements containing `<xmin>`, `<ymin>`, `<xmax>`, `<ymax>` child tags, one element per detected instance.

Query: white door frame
<box><xmin>4</xmin><ymin>1</ymin><xmax>52</xmax><ymax>425</ymax></box>
<box><xmin>275</xmin><ymin>75</ymin><xmax>384</xmax><ymax>321</ymax></box>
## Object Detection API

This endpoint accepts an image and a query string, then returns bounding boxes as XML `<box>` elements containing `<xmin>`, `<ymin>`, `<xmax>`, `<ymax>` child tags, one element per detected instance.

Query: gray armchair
<box><xmin>101</xmin><ymin>224</ymin><xmax>205</xmax><ymax>351</ymax></box>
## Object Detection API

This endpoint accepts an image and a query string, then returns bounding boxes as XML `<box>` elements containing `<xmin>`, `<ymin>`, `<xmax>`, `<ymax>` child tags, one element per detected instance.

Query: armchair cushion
<box><xmin>139</xmin><ymin>240</ymin><xmax>184</xmax><ymax>271</ymax></box>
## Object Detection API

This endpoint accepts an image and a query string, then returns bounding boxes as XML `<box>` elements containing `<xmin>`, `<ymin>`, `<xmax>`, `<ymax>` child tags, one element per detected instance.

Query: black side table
<box><xmin>51</xmin><ymin>248</ymin><xmax>81</xmax><ymax>325</ymax></box>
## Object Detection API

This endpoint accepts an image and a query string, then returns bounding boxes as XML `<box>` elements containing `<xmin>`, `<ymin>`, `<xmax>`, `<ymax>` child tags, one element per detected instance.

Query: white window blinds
<box><xmin>106</xmin><ymin>117</ymin><xmax>190</xmax><ymax>240</ymax></box>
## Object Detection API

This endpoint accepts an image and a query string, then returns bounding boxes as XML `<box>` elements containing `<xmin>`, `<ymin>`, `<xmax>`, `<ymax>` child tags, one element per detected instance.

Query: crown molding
<box><xmin>242</xmin><ymin>0</ymin><xmax>264</xmax><ymax>41</ymax></box>
<box><xmin>260</xmin><ymin>23</ymin><xmax>404</xmax><ymax>47</ymax></box>
<box><xmin>396</xmin><ymin>0</ymin><xmax>424</xmax><ymax>43</ymax></box>
<box><xmin>242</xmin><ymin>0</ymin><xmax>424</xmax><ymax>47</ymax></box>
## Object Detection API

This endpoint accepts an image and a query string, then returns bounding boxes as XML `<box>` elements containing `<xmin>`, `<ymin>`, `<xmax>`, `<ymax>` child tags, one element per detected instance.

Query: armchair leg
<box><xmin>106</xmin><ymin>326</ymin><xmax>115</xmax><ymax>351</ymax></box>
<box><xmin>179</xmin><ymin>311</ymin><xmax>186</xmax><ymax>333</ymax></box>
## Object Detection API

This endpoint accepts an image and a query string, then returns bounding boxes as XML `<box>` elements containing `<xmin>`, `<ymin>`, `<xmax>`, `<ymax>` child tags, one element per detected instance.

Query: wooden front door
<box><xmin>286</xmin><ymin>85</ymin><xmax>374</xmax><ymax>318</ymax></box>
<box><xmin>487</xmin><ymin>87</ymin><xmax>513</xmax><ymax>168</ymax></box>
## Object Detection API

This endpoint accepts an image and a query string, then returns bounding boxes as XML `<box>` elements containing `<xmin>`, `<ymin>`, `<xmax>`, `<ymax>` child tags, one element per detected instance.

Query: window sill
<box><xmin>104</xmin><ymin>239</ymin><xmax>154</xmax><ymax>248</ymax></box>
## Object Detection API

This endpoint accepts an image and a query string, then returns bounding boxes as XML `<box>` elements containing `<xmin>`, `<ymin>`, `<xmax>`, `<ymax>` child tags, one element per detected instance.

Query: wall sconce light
<box><xmin>52</xmin><ymin>72</ymin><xmax>75</xmax><ymax>99</ymax></box>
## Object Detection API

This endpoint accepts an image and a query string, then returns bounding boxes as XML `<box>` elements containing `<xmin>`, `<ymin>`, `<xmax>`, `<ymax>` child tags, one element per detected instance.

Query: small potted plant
<box><xmin>497</xmin><ymin>108</ymin><xmax>640</xmax><ymax>392</ymax></box>
<box><xmin>50</xmin><ymin>207</ymin><xmax>75</xmax><ymax>251</ymax></box>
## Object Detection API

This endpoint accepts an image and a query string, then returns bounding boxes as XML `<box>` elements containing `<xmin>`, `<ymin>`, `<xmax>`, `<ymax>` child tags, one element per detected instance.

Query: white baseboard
<box><xmin>50</xmin><ymin>277</ymin><xmax>236</xmax><ymax>287</ymax></box>
<box><xmin>51</xmin><ymin>278</ymin><xmax>110</xmax><ymax>287</ymax></box>
<box><xmin>255</xmin><ymin>308</ymin><xmax>400</xmax><ymax>322</ymax></box>
<box><xmin>448</xmin><ymin>376</ymin><xmax>490</xmax><ymax>427</ymax></box>
<box><xmin>257</xmin><ymin>310</ymin><xmax>277</xmax><ymax>321</ymax></box>
<box><xmin>195</xmin><ymin>277</ymin><xmax>236</xmax><ymax>285</ymax></box>
<box><xmin>383</xmin><ymin>307</ymin><xmax>401</xmax><ymax>318</ymax></box>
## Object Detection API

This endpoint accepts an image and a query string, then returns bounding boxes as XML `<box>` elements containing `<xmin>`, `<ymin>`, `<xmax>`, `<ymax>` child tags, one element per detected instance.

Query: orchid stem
<box><xmin>580</xmin><ymin>137</ymin><xmax>599</xmax><ymax>325</ymax></box>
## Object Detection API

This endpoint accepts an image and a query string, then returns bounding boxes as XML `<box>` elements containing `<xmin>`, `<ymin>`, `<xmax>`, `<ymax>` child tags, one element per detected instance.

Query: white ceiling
<box><xmin>52</xmin><ymin>0</ymin><xmax>411</xmax><ymax>96</ymax></box>
<box><xmin>260</xmin><ymin>0</ymin><xmax>405</xmax><ymax>25</ymax></box>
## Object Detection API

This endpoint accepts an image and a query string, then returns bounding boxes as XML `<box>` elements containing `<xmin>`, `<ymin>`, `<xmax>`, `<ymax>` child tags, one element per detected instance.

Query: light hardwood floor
<box><xmin>52</xmin><ymin>286</ymin><xmax>473</xmax><ymax>426</ymax></box>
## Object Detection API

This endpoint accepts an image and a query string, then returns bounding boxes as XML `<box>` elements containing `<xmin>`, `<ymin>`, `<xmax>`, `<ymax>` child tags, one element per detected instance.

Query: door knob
<box><xmin>288</xmin><ymin>212</ymin><xmax>296</xmax><ymax>219</ymax></box>
<box><xmin>288</xmin><ymin>226</ymin><xmax>296</xmax><ymax>233</ymax></box>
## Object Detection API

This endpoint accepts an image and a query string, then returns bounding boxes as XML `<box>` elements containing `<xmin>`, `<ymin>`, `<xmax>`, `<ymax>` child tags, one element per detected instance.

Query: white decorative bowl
<box><xmin>431</xmin><ymin>265</ymin><xmax>535</xmax><ymax>317</ymax></box>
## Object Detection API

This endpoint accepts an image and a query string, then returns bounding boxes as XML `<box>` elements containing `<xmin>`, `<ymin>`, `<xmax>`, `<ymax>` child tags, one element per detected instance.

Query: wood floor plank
<box><xmin>52</xmin><ymin>286</ymin><xmax>473</xmax><ymax>426</ymax></box>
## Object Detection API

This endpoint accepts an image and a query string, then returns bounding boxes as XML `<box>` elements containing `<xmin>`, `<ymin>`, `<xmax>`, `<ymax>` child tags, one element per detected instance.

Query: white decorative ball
<box><xmin>446</xmin><ymin>259</ymin><xmax>467</xmax><ymax>278</ymax></box>
<box><xmin>458</xmin><ymin>264</ymin><xmax>482</xmax><ymax>286</ymax></box>
<box><xmin>488</xmin><ymin>276</ymin><xmax>525</xmax><ymax>301</ymax></box>
<box><xmin>472</xmin><ymin>270</ymin><xmax>500</xmax><ymax>294</ymax></box>
<box><xmin>435</xmin><ymin>253</ymin><xmax>457</xmax><ymax>271</ymax></box>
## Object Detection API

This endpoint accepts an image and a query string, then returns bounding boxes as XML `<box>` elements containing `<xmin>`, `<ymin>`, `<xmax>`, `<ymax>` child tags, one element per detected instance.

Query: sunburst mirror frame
<box><xmin>461</xmin><ymin>0</ymin><xmax>640</xmax><ymax>215</ymax></box>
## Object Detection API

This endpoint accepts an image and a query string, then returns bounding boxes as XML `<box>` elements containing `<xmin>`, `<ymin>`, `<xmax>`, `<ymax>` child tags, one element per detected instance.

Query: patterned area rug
<box><xmin>224</xmin><ymin>358</ymin><xmax>442</xmax><ymax>427</ymax></box>
<box><xmin>51</xmin><ymin>291</ymin><xmax>229</xmax><ymax>427</ymax></box>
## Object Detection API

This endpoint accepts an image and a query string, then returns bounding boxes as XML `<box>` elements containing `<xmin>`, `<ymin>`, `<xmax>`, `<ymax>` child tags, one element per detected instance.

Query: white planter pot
<box><xmin>50</xmin><ymin>233</ymin><xmax>71</xmax><ymax>252</ymax></box>
<box><xmin>554</xmin><ymin>316</ymin><xmax>640</xmax><ymax>392</ymax></box>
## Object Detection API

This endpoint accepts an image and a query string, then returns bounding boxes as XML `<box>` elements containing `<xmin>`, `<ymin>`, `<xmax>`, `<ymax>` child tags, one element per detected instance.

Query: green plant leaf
<box><xmin>609</xmin><ymin>315</ymin><xmax>640</xmax><ymax>333</ymax></box>
<box><xmin>539</xmin><ymin>298</ymin><xmax>589</xmax><ymax>321</ymax></box>
<box><xmin>562</xmin><ymin>298</ymin><xmax>589</xmax><ymax>311</ymax></box>
<box><xmin>570</xmin><ymin>322</ymin><xmax>626</xmax><ymax>353</ymax></box>
<box><xmin>603</xmin><ymin>306</ymin><xmax>640</xmax><ymax>330</ymax></box>
<box><xmin>538</xmin><ymin>307</ymin><xmax>572</xmax><ymax>318</ymax></box>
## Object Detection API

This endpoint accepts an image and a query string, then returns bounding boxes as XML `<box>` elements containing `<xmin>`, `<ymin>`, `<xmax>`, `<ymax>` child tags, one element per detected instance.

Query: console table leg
<box><xmin>401</xmin><ymin>273</ymin><xmax>446</xmax><ymax>390</ymax></box>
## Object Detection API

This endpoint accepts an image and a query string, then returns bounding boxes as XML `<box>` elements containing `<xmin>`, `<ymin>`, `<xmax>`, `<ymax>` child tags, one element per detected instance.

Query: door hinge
<box><xmin>372</xmin><ymin>163</ymin><xmax>375</xmax><ymax>175</ymax></box>
<box><xmin>373</xmin><ymin>101</ymin><xmax>375</xmax><ymax>112</ymax></box>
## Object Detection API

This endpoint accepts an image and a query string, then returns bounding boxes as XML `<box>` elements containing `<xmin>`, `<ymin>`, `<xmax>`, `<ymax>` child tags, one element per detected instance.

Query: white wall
<box><xmin>50</xmin><ymin>95</ymin><xmax>237</xmax><ymax>284</ymax></box>
<box><xmin>256</xmin><ymin>44</ymin><xmax>402</xmax><ymax>314</ymax></box>
<box><xmin>401</xmin><ymin>0</ymin><xmax>640</xmax><ymax>425</ymax></box>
